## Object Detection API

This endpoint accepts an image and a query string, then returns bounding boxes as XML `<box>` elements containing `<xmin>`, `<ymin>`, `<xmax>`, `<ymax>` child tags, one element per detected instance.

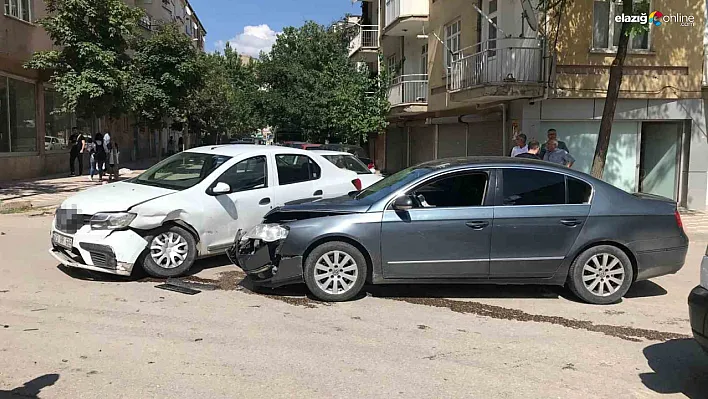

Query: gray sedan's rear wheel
<box><xmin>568</xmin><ymin>245</ymin><xmax>633</xmax><ymax>305</ymax></box>
<box><xmin>304</xmin><ymin>242</ymin><xmax>367</xmax><ymax>302</ymax></box>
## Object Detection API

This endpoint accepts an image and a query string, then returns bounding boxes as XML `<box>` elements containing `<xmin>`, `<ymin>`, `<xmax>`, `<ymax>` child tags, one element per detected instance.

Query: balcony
<box><xmin>449</xmin><ymin>38</ymin><xmax>546</xmax><ymax>102</ymax></box>
<box><xmin>349</xmin><ymin>25</ymin><xmax>379</xmax><ymax>58</ymax></box>
<box><xmin>384</xmin><ymin>0</ymin><xmax>429</xmax><ymax>36</ymax></box>
<box><xmin>389</xmin><ymin>74</ymin><xmax>428</xmax><ymax>113</ymax></box>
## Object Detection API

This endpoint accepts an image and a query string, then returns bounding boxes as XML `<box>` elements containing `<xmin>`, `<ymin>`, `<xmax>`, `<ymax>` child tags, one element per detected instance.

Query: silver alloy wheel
<box><xmin>581</xmin><ymin>253</ymin><xmax>625</xmax><ymax>297</ymax></box>
<box><xmin>314</xmin><ymin>250</ymin><xmax>358</xmax><ymax>295</ymax></box>
<box><xmin>150</xmin><ymin>232</ymin><xmax>189</xmax><ymax>269</ymax></box>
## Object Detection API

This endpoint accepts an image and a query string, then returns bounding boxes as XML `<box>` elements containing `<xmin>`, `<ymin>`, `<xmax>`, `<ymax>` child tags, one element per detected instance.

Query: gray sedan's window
<box><xmin>502</xmin><ymin>169</ymin><xmax>565</xmax><ymax>206</ymax></box>
<box><xmin>355</xmin><ymin>166</ymin><xmax>431</xmax><ymax>201</ymax></box>
<box><xmin>412</xmin><ymin>173</ymin><xmax>488</xmax><ymax>208</ymax></box>
<box><xmin>568</xmin><ymin>176</ymin><xmax>592</xmax><ymax>204</ymax></box>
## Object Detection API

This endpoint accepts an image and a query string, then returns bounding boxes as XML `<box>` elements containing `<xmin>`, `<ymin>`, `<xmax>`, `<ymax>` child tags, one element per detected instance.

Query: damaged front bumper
<box><xmin>227</xmin><ymin>232</ymin><xmax>303</xmax><ymax>288</ymax></box>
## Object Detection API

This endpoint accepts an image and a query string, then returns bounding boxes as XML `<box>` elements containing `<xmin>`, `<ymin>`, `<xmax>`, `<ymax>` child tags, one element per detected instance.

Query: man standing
<box><xmin>510</xmin><ymin>133</ymin><xmax>528</xmax><ymax>157</ymax></box>
<box><xmin>540</xmin><ymin>129</ymin><xmax>569</xmax><ymax>159</ymax></box>
<box><xmin>543</xmin><ymin>139</ymin><xmax>575</xmax><ymax>167</ymax></box>
<box><xmin>68</xmin><ymin>128</ymin><xmax>85</xmax><ymax>176</ymax></box>
<box><xmin>515</xmin><ymin>141</ymin><xmax>542</xmax><ymax>160</ymax></box>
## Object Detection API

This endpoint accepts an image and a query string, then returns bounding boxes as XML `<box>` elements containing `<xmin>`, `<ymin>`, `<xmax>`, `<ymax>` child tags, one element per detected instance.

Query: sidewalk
<box><xmin>0</xmin><ymin>158</ymin><xmax>158</xmax><ymax>211</ymax></box>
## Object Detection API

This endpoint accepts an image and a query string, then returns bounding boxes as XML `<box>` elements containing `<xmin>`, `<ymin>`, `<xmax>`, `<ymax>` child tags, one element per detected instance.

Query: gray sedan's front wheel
<box><xmin>568</xmin><ymin>245</ymin><xmax>633</xmax><ymax>305</ymax></box>
<box><xmin>304</xmin><ymin>242</ymin><xmax>367</xmax><ymax>302</ymax></box>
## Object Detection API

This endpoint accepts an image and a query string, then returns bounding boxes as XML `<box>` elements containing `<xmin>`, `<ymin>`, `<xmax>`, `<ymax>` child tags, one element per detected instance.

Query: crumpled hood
<box><xmin>264</xmin><ymin>195</ymin><xmax>371</xmax><ymax>222</ymax></box>
<box><xmin>59</xmin><ymin>181</ymin><xmax>175</xmax><ymax>215</ymax></box>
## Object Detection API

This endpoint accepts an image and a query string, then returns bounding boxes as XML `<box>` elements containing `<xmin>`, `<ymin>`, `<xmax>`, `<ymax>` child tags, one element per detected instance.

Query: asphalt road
<box><xmin>1</xmin><ymin>213</ymin><xmax>707</xmax><ymax>398</ymax></box>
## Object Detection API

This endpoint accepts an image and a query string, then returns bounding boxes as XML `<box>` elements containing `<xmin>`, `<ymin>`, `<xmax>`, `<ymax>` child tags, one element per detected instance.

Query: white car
<box><xmin>313</xmin><ymin>150</ymin><xmax>383</xmax><ymax>189</ymax></box>
<box><xmin>49</xmin><ymin>145</ymin><xmax>364</xmax><ymax>278</ymax></box>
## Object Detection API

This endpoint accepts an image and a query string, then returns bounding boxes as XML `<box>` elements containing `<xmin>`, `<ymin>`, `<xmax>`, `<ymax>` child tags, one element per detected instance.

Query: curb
<box><xmin>0</xmin><ymin>200</ymin><xmax>33</xmax><ymax>213</ymax></box>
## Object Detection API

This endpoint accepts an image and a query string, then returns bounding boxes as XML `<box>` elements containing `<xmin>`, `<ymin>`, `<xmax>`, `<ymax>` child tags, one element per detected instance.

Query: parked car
<box><xmin>313</xmin><ymin>150</ymin><xmax>383</xmax><ymax>189</ymax></box>
<box><xmin>281</xmin><ymin>141</ymin><xmax>319</xmax><ymax>150</ymax></box>
<box><xmin>45</xmin><ymin>136</ymin><xmax>65</xmax><ymax>151</ymax></box>
<box><xmin>49</xmin><ymin>145</ymin><xmax>365</xmax><ymax>278</ymax></box>
<box><xmin>689</xmin><ymin>244</ymin><xmax>708</xmax><ymax>352</ymax></box>
<box><xmin>230</xmin><ymin>157</ymin><xmax>689</xmax><ymax>303</ymax></box>
<box><xmin>319</xmin><ymin>143</ymin><xmax>375</xmax><ymax>171</ymax></box>
<box><xmin>230</xmin><ymin>137</ymin><xmax>263</xmax><ymax>145</ymax></box>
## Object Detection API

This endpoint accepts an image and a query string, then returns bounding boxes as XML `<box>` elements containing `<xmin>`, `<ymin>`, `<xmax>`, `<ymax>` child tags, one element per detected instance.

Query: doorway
<box><xmin>639</xmin><ymin>122</ymin><xmax>683</xmax><ymax>201</ymax></box>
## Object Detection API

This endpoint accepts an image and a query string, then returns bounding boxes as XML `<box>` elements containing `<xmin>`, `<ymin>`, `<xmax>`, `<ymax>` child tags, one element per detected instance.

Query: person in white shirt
<box><xmin>510</xmin><ymin>133</ymin><xmax>528</xmax><ymax>157</ymax></box>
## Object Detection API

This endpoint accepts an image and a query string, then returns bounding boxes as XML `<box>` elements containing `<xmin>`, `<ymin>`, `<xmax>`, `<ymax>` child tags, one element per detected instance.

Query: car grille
<box><xmin>55</xmin><ymin>209</ymin><xmax>92</xmax><ymax>234</ymax></box>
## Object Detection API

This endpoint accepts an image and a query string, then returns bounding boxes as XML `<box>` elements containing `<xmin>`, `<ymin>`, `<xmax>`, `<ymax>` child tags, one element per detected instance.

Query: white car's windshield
<box><xmin>132</xmin><ymin>152</ymin><xmax>231</xmax><ymax>191</ymax></box>
<box><xmin>323</xmin><ymin>154</ymin><xmax>371</xmax><ymax>174</ymax></box>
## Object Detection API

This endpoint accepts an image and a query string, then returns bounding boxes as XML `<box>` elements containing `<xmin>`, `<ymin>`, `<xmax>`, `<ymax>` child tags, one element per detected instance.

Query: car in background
<box><xmin>230</xmin><ymin>137</ymin><xmax>263</xmax><ymax>145</ymax></box>
<box><xmin>319</xmin><ymin>143</ymin><xmax>375</xmax><ymax>171</ymax></box>
<box><xmin>689</xmin><ymin>244</ymin><xmax>708</xmax><ymax>352</ymax></box>
<box><xmin>231</xmin><ymin>157</ymin><xmax>689</xmax><ymax>303</ymax></box>
<box><xmin>49</xmin><ymin>145</ymin><xmax>364</xmax><ymax>279</ymax></box>
<box><xmin>313</xmin><ymin>150</ymin><xmax>383</xmax><ymax>189</ymax></box>
<box><xmin>45</xmin><ymin>136</ymin><xmax>65</xmax><ymax>151</ymax></box>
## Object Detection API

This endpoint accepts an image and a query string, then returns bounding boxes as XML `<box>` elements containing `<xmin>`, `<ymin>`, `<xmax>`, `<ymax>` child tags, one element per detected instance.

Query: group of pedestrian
<box><xmin>68</xmin><ymin>129</ymin><xmax>120</xmax><ymax>182</ymax></box>
<box><xmin>510</xmin><ymin>129</ymin><xmax>574</xmax><ymax>168</ymax></box>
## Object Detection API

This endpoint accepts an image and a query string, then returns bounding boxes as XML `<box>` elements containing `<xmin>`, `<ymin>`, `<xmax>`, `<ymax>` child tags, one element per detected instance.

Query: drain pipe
<box><xmin>460</xmin><ymin>103</ymin><xmax>508</xmax><ymax>156</ymax></box>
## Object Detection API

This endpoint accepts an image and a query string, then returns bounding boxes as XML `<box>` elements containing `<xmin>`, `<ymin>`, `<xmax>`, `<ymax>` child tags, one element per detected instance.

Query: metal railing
<box><xmin>704</xmin><ymin>46</ymin><xmax>708</xmax><ymax>86</ymax></box>
<box><xmin>349</xmin><ymin>25</ymin><xmax>379</xmax><ymax>56</ymax></box>
<box><xmin>449</xmin><ymin>38</ymin><xmax>545</xmax><ymax>91</ymax></box>
<box><xmin>389</xmin><ymin>74</ymin><xmax>428</xmax><ymax>106</ymax></box>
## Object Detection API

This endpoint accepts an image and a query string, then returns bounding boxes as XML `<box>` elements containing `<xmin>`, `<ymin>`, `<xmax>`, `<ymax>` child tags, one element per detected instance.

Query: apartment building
<box><xmin>351</xmin><ymin>0</ymin><xmax>708</xmax><ymax>210</ymax></box>
<box><xmin>0</xmin><ymin>0</ymin><xmax>206</xmax><ymax>180</ymax></box>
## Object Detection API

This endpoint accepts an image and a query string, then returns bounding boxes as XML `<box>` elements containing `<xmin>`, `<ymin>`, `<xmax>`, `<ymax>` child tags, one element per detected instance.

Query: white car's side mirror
<box><xmin>211</xmin><ymin>182</ymin><xmax>232</xmax><ymax>195</ymax></box>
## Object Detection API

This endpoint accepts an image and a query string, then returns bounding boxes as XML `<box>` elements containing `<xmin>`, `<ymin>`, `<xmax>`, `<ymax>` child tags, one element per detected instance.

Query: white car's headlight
<box><xmin>241</xmin><ymin>224</ymin><xmax>289</xmax><ymax>243</ymax></box>
<box><xmin>90</xmin><ymin>212</ymin><xmax>137</xmax><ymax>230</ymax></box>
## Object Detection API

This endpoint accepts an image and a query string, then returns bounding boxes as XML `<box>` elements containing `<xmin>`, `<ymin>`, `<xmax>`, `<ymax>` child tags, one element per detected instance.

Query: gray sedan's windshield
<box><xmin>355</xmin><ymin>166</ymin><xmax>432</xmax><ymax>202</ymax></box>
<box><xmin>132</xmin><ymin>152</ymin><xmax>231</xmax><ymax>190</ymax></box>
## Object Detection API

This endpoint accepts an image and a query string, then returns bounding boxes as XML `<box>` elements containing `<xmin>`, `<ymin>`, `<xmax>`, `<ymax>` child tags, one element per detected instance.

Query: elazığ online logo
<box><xmin>615</xmin><ymin>10</ymin><xmax>694</xmax><ymax>27</ymax></box>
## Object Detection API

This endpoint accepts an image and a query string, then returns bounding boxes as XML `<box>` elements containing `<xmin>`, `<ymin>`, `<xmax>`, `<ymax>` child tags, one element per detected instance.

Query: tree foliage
<box><xmin>258</xmin><ymin>21</ymin><xmax>389</xmax><ymax>144</ymax></box>
<box><xmin>129</xmin><ymin>23</ymin><xmax>202</xmax><ymax>128</ymax></box>
<box><xmin>25</xmin><ymin>0</ymin><xmax>143</xmax><ymax>120</ymax></box>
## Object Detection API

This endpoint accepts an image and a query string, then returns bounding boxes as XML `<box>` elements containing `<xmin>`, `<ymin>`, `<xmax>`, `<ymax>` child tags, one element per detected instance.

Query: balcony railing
<box><xmin>449</xmin><ymin>38</ymin><xmax>545</xmax><ymax>92</ymax></box>
<box><xmin>385</xmin><ymin>0</ymin><xmax>429</xmax><ymax>27</ymax></box>
<box><xmin>389</xmin><ymin>74</ymin><xmax>428</xmax><ymax>106</ymax></box>
<box><xmin>704</xmin><ymin>45</ymin><xmax>708</xmax><ymax>86</ymax></box>
<box><xmin>349</xmin><ymin>25</ymin><xmax>379</xmax><ymax>57</ymax></box>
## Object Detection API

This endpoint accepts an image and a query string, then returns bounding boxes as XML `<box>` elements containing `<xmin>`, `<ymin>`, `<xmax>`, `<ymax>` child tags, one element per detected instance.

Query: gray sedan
<box><xmin>229</xmin><ymin>157</ymin><xmax>689</xmax><ymax>304</ymax></box>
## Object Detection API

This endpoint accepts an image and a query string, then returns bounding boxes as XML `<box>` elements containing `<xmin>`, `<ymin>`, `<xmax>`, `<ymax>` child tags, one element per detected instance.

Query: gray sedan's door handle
<box><xmin>560</xmin><ymin>219</ymin><xmax>581</xmax><ymax>227</ymax></box>
<box><xmin>465</xmin><ymin>221</ymin><xmax>489</xmax><ymax>230</ymax></box>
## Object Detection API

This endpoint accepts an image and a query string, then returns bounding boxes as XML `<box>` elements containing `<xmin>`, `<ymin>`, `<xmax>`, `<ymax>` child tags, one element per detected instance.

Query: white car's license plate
<box><xmin>52</xmin><ymin>232</ymin><xmax>73</xmax><ymax>250</ymax></box>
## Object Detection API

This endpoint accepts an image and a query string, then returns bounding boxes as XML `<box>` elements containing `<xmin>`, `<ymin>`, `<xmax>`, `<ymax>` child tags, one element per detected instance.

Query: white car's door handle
<box><xmin>313</xmin><ymin>190</ymin><xmax>323</xmax><ymax>196</ymax></box>
<box><xmin>259</xmin><ymin>197</ymin><xmax>271</xmax><ymax>205</ymax></box>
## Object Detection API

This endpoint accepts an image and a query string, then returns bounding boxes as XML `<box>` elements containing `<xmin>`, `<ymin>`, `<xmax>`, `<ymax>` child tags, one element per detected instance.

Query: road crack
<box><xmin>390</xmin><ymin>297</ymin><xmax>689</xmax><ymax>342</ymax></box>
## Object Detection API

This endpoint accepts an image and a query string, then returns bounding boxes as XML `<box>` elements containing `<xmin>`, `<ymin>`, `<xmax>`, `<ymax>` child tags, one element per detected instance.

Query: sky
<box><xmin>188</xmin><ymin>0</ymin><xmax>360</xmax><ymax>56</ymax></box>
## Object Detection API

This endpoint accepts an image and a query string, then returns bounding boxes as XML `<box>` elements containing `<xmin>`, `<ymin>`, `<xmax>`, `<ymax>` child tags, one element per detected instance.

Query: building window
<box><xmin>185</xmin><ymin>17</ymin><xmax>193</xmax><ymax>36</ymax></box>
<box><xmin>44</xmin><ymin>90</ymin><xmax>72</xmax><ymax>152</ymax></box>
<box><xmin>421</xmin><ymin>44</ymin><xmax>428</xmax><ymax>75</ymax></box>
<box><xmin>444</xmin><ymin>20</ymin><xmax>461</xmax><ymax>72</ymax></box>
<box><xmin>593</xmin><ymin>0</ymin><xmax>649</xmax><ymax>50</ymax></box>
<box><xmin>4</xmin><ymin>0</ymin><xmax>32</xmax><ymax>22</ymax></box>
<box><xmin>487</xmin><ymin>0</ymin><xmax>498</xmax><ymax>55</ymax></box>
<box><xmin>0</xmin><ymin>76</ymin><xmax>37</xmax><ymax>153</ymax></box>
<box><xmin>387</xmin><ymin>54</ymin><xmax>399</xmax><ymax>80</ymax></box>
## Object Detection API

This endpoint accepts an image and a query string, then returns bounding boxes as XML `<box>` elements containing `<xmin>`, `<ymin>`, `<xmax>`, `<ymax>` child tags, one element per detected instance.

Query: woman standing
<box><xmin>93</xmin><ymin>133</ymin><xmax>107</xmax><ymax>181</ymax></box>
<box><xmin>85</xmin><ymin>137</ymin><xmax>96</xmax><ymax>181</ymax></box>
<box><xmin>108</xmin><ymin>140</ymin><xmax>120</xmax><ymax>181</ymax></box>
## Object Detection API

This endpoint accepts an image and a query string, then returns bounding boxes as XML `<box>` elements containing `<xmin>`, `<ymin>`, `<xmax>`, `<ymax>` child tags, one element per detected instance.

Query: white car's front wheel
<box><xmin>141</xmin><ymin>225</ymin><xmax>197</xmax><ymax>278</ymax></box>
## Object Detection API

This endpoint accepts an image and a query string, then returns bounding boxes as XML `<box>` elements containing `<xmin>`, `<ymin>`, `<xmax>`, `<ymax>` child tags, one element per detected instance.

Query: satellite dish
<box><xmin>521</xmin><ymin>0</ymin><xmax>539</xmax><ymax>32</ymax></box>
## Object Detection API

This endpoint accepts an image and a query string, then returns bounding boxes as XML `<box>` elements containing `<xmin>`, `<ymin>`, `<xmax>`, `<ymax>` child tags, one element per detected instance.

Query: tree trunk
<box><xmin>591</xmin><ymin>0</ymin><xmax>633</xmax><ymax>179</ymax></box>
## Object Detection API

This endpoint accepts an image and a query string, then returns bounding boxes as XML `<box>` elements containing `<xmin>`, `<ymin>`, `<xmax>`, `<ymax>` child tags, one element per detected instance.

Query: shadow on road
<box><xmin>640</xmin><ymin>339</ymin><xmax>708</xmax><ymax>398</ymax></box>
<box><xmin>365</xmin><ymin>283</ymin><xmax>560</xmax><ymax>300</ymax></box>
<box><xmin>55</xmin><ymin>255</ymin><xmax>236</xmax><ymax>283</ymax></box>
<box><xmin>625</xmin><ymin>280</ymin><xmax>668</xmax><ymax>299</ymax></box>
<box><xmin>0</xmin><ymin>374</ymin><xmax>59</xmax><ymax>398</ymax></box>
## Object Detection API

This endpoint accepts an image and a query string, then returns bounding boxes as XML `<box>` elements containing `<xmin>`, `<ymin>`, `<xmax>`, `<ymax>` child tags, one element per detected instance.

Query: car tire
<box><xmin>303</xmin><ymin>241</ymin><xmax>367</xmax><ymax>302</ymax></box>
<box><xmin>141</xmin><ymin>225</ymin><xmax>197</xmax><ymax>278</ymax></box>
<box><xmin>567</xmin><ymin>245</ymin><xmax>634</xmax><ymax>305</ymax></box>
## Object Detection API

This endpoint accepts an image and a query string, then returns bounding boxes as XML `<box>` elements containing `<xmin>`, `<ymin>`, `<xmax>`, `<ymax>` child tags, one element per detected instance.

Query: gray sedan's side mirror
<box><xmin>392</xmin><ymin>195</ymin><xmax>414</xmax><ymax>211</ymax></box>
<box><xmin>210</xmin><ymin>182</ymin><xmax>232</xmax><ymax>196</ymax></box>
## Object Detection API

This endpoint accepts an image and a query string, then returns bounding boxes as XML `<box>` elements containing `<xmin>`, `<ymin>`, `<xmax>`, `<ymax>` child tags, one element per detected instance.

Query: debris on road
<box><xmin>155</xmin><ymin>284</ymin><xmax>200</xmax><ymax>295</ymax></box>
<box><xmin>30</xmin><ymin>308</ymin><xmax>47</xmax><ymax>312</ymax></box>
<box><xmin>23</xmin><ymin>328</ymin><xmax>38</xmax><ymax>332</ymax></box>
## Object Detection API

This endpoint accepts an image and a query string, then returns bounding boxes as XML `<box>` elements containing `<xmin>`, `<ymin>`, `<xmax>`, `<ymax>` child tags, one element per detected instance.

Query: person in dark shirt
<box><xmin>515</xmin><ymin>140</ymin><xmax>542</xmax><ymax>160</ymax></box>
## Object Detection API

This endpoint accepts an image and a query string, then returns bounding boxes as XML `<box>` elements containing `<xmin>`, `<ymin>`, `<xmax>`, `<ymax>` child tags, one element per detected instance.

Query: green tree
<box><xmin>186</xmin><ymin>52</ymin><xmax>232</xmax><ymax>143</ymax></box>
<box><xmin>128</xmin><ymin>23</ymin><xmax>202</xmax><ymax>129</ymax></box>
<box><xmin>222</xmin><ymin>46</ymin><xmax>265</xmax><ymax>137</ymax></box>
<box><xmin>258</xmin><ymin>21</ymin><xmax>388</xmax><ymax>144</ymax></box>
<box><xmin>25</xmin><ymin>0</ymin><xmax>143</xmax><ymax>121</ymax></box>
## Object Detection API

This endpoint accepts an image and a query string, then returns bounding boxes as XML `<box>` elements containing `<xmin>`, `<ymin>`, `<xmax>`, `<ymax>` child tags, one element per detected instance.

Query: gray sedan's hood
<box><xmin>264</xmin><ymin>195</ymin><xmax>370</xmax><ymax>222</ymax></box>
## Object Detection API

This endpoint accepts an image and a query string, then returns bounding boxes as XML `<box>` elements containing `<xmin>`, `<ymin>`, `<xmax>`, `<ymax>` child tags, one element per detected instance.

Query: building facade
<box><xmin>351</xmin><ymin>0</ymin><xmax>708</xmax><ymax>210</ymax></box>
<box><xmin>0</xmin><ymin>0</ymin><xmax>206</xmax><ymax>180</ymax></box>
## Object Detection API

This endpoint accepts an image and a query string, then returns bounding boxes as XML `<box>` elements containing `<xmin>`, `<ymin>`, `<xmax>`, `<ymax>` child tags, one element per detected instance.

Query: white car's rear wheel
<box><xmin>142</xmin><ymin>225</ymin><xmax>197</xmax><ymax>278</ymax></box>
